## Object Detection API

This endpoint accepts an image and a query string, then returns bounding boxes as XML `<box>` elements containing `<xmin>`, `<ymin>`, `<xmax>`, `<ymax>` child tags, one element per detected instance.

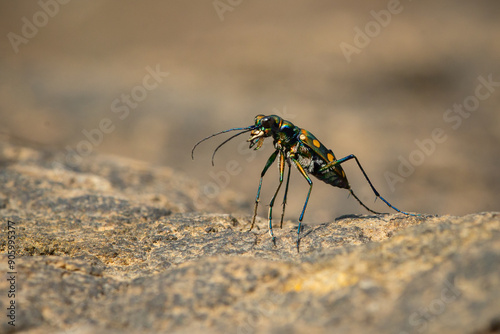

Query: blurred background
<box><xmin>1</xmin><ymin>1</ymin><xmax>499</xmax><ymax>223</ymax></box>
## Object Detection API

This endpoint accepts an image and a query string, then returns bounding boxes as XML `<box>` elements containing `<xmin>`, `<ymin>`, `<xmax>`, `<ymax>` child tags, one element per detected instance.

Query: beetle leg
<box><xmin>279</xmin><ymin>161</ymin><xmax>292</xmax><ymax>229</ymax></box>
<box><xmin>323</xmin><ymin>154</ymin><xmax>419</xmax><ymax>216</ymax></box>
<box><xmin>250</xmin><ymin>149</ymin><xmax>279</xmax><ymax>232</ymax></box>
<box><xmin>267</xmin><ymin>152</ymin><xmax>285</xmax><ymax>244</ymax></box>
<box><xmin>291</xmin><ymin>158</ymin><xmax>313</xmax><ymax>252</ymax></box>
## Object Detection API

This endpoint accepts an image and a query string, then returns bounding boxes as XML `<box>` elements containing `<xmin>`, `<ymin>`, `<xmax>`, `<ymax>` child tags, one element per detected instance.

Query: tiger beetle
<box><xmin>192</xmin><ymin>115</ymin><xmax>419</xmax><ymax>252</ymax></box>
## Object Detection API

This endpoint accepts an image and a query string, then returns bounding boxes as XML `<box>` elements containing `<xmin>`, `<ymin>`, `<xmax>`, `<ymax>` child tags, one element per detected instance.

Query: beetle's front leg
<box><xmin>267</xmin><ymin>151</ymin><xmax>285</xmax><ymax>244</ymax></box>
<box><xmin>250</xmin><ymin>149</ymin><xmax>279</xmax><ymax>232</ymax></box>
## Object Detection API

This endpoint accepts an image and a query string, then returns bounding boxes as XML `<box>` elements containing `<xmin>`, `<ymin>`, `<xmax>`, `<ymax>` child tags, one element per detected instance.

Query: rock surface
<box><xmin>0</xmin><ymin>141</ymin><xmax>499</xmax><ymax>334</ymax></box>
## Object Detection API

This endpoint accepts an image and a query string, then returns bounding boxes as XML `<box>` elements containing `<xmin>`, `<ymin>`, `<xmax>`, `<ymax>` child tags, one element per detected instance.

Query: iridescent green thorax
<box><xmin>273</xmin><ymin>119</ymin><xmax>300</xmax><ymax>148</ymax></box>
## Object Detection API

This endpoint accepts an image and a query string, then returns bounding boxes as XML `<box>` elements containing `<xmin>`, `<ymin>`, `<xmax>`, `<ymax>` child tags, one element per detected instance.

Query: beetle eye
<box><xmin>261</xmin><ymin>117</ymin><xmax>274</xmax><ymax>128</ymax></box>
<box><xmin>254</xmin><ymin>114</ymin><xmax>265</xmax><ymax>125</ymax></box>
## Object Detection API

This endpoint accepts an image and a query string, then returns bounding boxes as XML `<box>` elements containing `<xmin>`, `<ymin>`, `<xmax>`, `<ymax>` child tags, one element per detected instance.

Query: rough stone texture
<box><xmin>1</xmin><ymin>141</ymin><xmax>499</xmax><ymax>334</ymax></box>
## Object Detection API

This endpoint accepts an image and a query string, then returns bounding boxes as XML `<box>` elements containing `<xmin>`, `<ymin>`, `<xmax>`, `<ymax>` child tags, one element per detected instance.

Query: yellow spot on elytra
<box><xmin>327</xmin><ymin>153</ymin><xmax>334</xmax><ymax>162</ymax></box>
<box><xmin>313</xmin><ymin>139</ymin><xmax>320</xmax><ymax>148</ymax></box>
<box><xmin>300</xmin><ymin>134</ymin><xmax>306</xmax><ymax>141</ymax></box>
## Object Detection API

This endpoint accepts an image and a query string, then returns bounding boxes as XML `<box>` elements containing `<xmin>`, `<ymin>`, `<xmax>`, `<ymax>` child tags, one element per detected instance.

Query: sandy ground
<box><xmin>1</xmin><ymin>1</ymin><xmax>499</xmax><ymax>222</ymax></box>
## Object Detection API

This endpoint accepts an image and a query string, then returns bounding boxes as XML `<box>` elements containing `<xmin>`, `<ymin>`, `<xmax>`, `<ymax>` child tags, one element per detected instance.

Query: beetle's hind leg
<box><xmin>321</xmin><ymin>154</ymin><xmax>419</xmax><ymax>216</ymax></box>
<box><xmin>348</xmin><ymin>189</ymin><xmax>383</xmax><ymax>215</ymax></box>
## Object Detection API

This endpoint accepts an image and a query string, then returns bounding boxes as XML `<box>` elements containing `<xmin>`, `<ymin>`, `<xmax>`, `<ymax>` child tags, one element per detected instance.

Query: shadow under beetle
<box><xmin>192</xmin><ymin>115</ymin><xmax>418</xmax><ymax>251</ymax></box>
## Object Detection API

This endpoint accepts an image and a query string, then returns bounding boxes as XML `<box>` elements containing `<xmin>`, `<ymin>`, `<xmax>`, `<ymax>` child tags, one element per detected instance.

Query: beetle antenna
<box><xmin>191</xmin><ymin>126</ymin><xmax>255</xmax><ymax>159</ymax></box>
<box><xmin>210</xmin><ymin>129</ymin><xmax>254</xmax><ymax>166</ymax></box>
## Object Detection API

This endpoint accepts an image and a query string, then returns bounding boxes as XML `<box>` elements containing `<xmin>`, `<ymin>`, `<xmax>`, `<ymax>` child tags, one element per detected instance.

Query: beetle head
<box><xmin>248</xmin><ymin>115</ymin><xmax>281</xmax><ymax>149</ymax></box>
